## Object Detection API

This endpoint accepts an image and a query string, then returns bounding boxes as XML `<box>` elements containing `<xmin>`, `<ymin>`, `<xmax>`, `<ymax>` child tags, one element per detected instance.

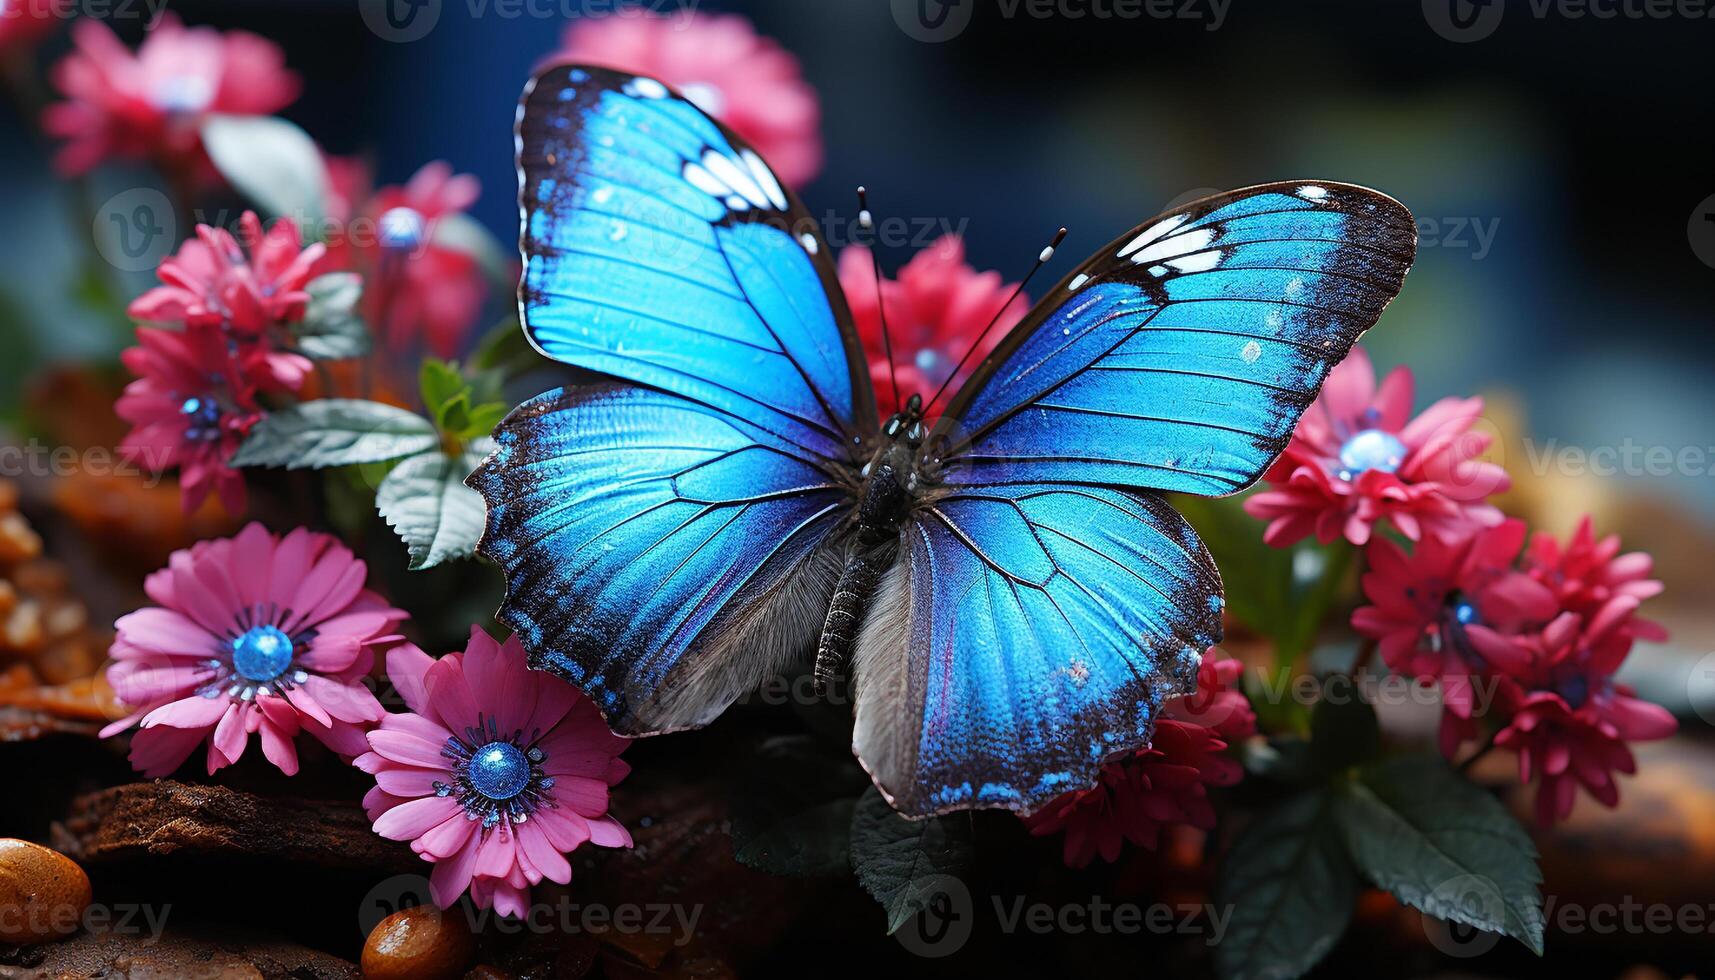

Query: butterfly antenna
<box><xmin>924</xmin><ymin>226</ymin><xmax>1067</xmax><ymax>415</ymax></box>
<box><xmin>859</xmin><ymin>186</ymin><xmax>902</xmax><ymax>411</ymax></box>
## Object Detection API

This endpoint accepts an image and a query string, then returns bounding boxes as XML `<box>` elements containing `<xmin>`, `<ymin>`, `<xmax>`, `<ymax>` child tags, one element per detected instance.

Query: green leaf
<box><xmin>472</xmin><ymin>317</ymin><xmax>537</xmax><ymax>378</ymax></box>
<box><xmin>1308</xmin><ymin>685</ymin><xmax>1381</xmax><ymax>774</ymax></box>
<box><xmin>461</xmin><ymin>402</ymin><xmax>511</xmax><ymax>441</ymax></box>
<box><xmin>1334</xmin><ymin>754</ymin><xmax>1545</xmax><ymax>954</ymax></box>
<box><xmin>437</xmin><ymin>394</ymin><xmax>472</xmax><ymax>436</ymax></box>
<box><xmin>375</xmin><ymin>443</ymin><xmax>493</xmax><ymax>570</ymax></box>
<box><xmin>848</xmin><ymin>786</ymin><xmax>973</xmax><ymax>934</ymax></box>
<box><xmin>419</xmin><ymin>359</ymin><xmax>468</xmax><ymax>417</ymax></box>
<box><xmin>729</xmin><ymin>736</ymin><xmax>865</xmax><ymax>877</ymax></box>
<box><xmin>1241</xmin><ymin>737</ymin><xmax>1319</xmax><ymax>786</ymax></box>
<box><xmin>231</xmin><ymin>400</ymin><xmax>438</xmax><ymax>469</ymax></box>
<box><xmin>201</xmin><ymin>115</ymin><xmax>329</xmax><ymax>228</ymax></box>
<box><xmin>294</xmin><ymin>273</ymin><xmax>371</xmax><ymax>360</ymax></box>
<box><xmin>1174</xmin><ymin>494</ymin><xmax>1354</xmax><ymax>661</ymax></box>
<box><xmin>1214</xmin><ymin>791</ymin><xmax>1357</xmax><ymax>980</ymax></box>
<box><xmin>432</xmin><ymin>212</ymin><xmax>515</xmax><ymax>289</ymax></box>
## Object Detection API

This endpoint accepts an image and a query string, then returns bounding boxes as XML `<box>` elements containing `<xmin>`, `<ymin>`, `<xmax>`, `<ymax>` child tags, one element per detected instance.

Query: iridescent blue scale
<box><xmin>473</xmin><ymin>65</ymin><xmax>1417</xmax><ymax>818</ymax></box>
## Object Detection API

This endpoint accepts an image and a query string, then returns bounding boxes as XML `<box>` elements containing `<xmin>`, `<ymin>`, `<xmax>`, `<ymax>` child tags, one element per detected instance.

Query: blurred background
<box><xmin>2</xmin><ymin>2</ymin><xmax>1713</xmax><ymax>976</ymax></box>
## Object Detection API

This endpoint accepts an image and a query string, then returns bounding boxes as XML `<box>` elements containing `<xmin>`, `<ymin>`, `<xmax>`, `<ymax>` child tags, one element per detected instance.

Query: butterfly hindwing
<box><xmin>855</xmin><ymin>183</ymin><xmax>1416</xmax><ymax>817</ymax></box>
<box><xmin>854</xmin><ymin>485</ymin><xmax>1221</xmax><ymax>816</ymax></box>
<box><xmin>516</xmin><ymin>65</ymin><xmax>875</xmax><ymax>460</ymax></box>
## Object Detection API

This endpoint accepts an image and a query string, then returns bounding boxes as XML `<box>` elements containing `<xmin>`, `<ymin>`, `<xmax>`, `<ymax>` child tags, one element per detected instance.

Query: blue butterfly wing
<box><xmin>938</xmin><ymin>181</ymin><xmax>1417</xmax><ymax>493</ymax></box>
<box><xmin>479</xmin><ymin>66</ymin><xmax>873</xmax><ymax>734</ymax></box>
<box><xmin>853</xmin><ymin>485</ymin><xmax>1221</xmax><ymax>816</ymax></box>
<box><xmin>516</xmin><ymin>65</ymin><xmax>875</xmax><ymax>460</ymax></box>
<box><xmin>471</xmin><ymin>383</ymin><xmax>852</xmax><ymax>734</ymax></box>
<box><xmin>855</xmin><ymin>183</ymin><xmax>1416</xmax><ymax>816</ymax></box>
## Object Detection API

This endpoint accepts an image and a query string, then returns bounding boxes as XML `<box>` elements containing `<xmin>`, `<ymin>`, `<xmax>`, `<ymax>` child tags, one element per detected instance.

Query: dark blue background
<box><xmin>4</xmin><ymin>0</ymin><xmax>1712</xmax><ymax>518</ymax></box>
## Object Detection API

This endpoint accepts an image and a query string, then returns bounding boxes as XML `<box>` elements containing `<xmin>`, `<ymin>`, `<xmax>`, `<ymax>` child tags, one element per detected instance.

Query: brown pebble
<box><xmin>0</xmin><ymin>838</ymin><xmax>92</xmax><ymax>942</ymax></box>
<box><xmin>362</xmin><ymin>904</ymin><xmax>475</xmax><ymax>980</ymax></box>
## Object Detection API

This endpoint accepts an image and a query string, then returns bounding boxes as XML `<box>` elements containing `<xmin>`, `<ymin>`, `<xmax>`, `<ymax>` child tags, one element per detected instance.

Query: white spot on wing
<box><xmin>1240</xmin><ymin>340</ymin><xmax>1262</xmax><ymax>363</ymax></box>
<box><xmin>799</xmin><ymin>233</ymin><xmax>819</xmax><ymax>254</ymax></box>
<box><xmin>1118</xmin><ymin>214</ymin><xmax>1191</xmax><ymax>257</ymax></box>
<box><xmin>1067</xmin><ymin>273</ymin><xmax>1090</xmax><ymax>291</ymax></box>
<box><xmin>1130</xmin><ymin>227</ymin><xmax>1217</xmax><ymax>266</ymax></box>
<box><xmin>702</xmin><ymin>149</ymin><xmax>770</xmax><ymax>209</ymax></box>
<box><xmin>1167</xmin><ymin>249</ymin><xmax>1222</xmax><ymax>273</ymax></box>
<box><xmin>625</xmin><ymin>77</ymin><xmax>670</xmax><ymax>100</ymax></box>
<box><xmin>741</xmin><ymin>149</ymin><xmax>788</xmax><ymax>210</ymax></box>
<box><xmin>682</xmin><ymin>162</ymin><xmax>727</xmax><ymax>198</ymax></box>
<box><xmin>1297</xmin><ymin>184</ymin><xmax>1329</xmax><ymax>200</ymax></box>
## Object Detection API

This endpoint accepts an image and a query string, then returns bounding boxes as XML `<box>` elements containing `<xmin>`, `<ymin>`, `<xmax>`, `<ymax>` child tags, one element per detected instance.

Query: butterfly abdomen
<box><xmin>813</xmin><ymin>460</ymin><xmax>908</xmax><ymax>695</ymax></box>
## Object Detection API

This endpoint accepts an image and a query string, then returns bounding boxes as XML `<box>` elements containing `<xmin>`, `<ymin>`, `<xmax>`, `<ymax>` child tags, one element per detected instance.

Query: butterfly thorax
<box><xmin>812</xmin><ymin>397</ymin><xmax>926</xmax><ymax>695</ymax></box>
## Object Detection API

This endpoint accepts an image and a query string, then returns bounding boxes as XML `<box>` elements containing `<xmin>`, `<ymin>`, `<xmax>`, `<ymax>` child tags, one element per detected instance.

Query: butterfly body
<box><xmin>814</xmin><ymin>394</ymin><xmax>929</xmax><ymax>693</ymax></box>
<box><xmin>474</xmin><ymin>64</ymin><xmax>1417</xmax><ymax>818</ymax></box>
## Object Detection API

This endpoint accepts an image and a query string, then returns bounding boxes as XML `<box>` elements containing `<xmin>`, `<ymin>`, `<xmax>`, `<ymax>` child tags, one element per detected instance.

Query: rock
<box><xmin>360</xmin><ymin>905</ymin><xmax>474</xmax><ymax>980</ymax></box>
<box><xmin>50</xmin><ymin>781</ymin><xmax>417</xmax><ymax>873</ymax></box>
<box><xmin>0</xmin><ymin>924</ymin><xmax>358</xmax><ymax>979</ymax></box>
<box><xmin>0</xmin><ymin>838</ymin><xmax>91</xmax><ymax>942</ymax></box>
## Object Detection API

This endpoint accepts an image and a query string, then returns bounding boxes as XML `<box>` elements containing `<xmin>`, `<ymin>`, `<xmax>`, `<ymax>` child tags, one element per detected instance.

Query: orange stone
<box><xmin>0</xmin><ymin>839</ymin><xmax>92</xmax><ymax>942</ymax></box>
<box><xmin>361</xmin><ymin>904</ymin><xmax>476</xmax><ymax>980</ymax></box>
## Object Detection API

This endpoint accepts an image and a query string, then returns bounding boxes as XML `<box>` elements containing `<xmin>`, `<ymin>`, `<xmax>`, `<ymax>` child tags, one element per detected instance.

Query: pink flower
<box><xmin>316</xmin><ymin>161</ymin><xmax>487</xmax><ymax>358</ymax></box>
<box><xmin>355</xmin><ymin>629</ymin><xmax>632</xmax><ymax>917</ymax></box>
<box><xmin>115</xmin><ymin>325</ymin><xmax>261</xmax><ymax>514</ymax></box>
<box><xmin>1352</xmin><ymin>519</ymin><xmax>1556</xmax><ymax>722</ymax></box>
<box><xmin>100</xmin><ymin>524</ymin><xmax>405</xmax><ymax>777</ymax></box>
<box><xmin>1525</xmin><ymin>516</ymin><xmax>1668</xmax><ymax>648</ymax></box>
<box><xmin>0</xmin><ymin>0</ymin><xmax>70</xmax><ymax>50</ymax></box>
<box><xmin>1245</xmin><ymin>347</ymin><xmax>1509</xmax><ymax>547</ymax></box>
<box><xmin>838</xmin><ymin>235</ymin><xmax>1029</xmax><ymax>419</ymax></box>
<box><xmin>550</xmin><ymin>11</ymin><xmax>821</xmax><ymax>185</ymax></box>
<box><xmin>1024</xmin><ymin>650</ymin><xmax>1253</xmax><ymax>868</ymax></box>
<box><xmin>43</xmin><ymin>15</ymin><xmax>299</xmax><ymax>177</ymax></box>
<box><xmin>131</xmin><ymin>212</ymin><xmax>322</xmax><ymax>336</ymax></box>
<box><xmin>1481</xmin><ymin>613</ymin><xmax>1676</xmax><ymax>826</ymax></box>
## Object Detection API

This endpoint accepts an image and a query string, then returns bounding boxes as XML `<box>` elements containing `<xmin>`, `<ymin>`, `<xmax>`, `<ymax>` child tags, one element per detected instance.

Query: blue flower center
<box><xmin>1449</xmin><ymin>594</ymin><xmax>1479</xmax><ymax>626</ymax></box>
<box><xmin>378</xmin><ymin>207</ymin><xmax>427</xmax><ymax>250</ymax></box>
<box><xmin>1337</xmin><ymin>428</ymin><xmax>1407</xmax><ymax>481</ymax></box>
<box><xmin>467</xmin><ymin>741</ymin><xmax>531</xmax><ymax>801</ymax></box>
<box><xmin>231</xmin><ymin>625</ymin><xmax>294</xmax><ymax>682</ymax></box>
<box><xmin>180</xmin><ymin>396</ymin><xmax>223</xmax><ymax>442</ymax></box>
<box><xmin>151</xmin><ymin>75</ymin><xmax>214</xmax><ymax>115</ymax></box>
<box><xmin>1559</xmin><ymin>674</ymin><xmax>1590</xmax><ymax>710</ymax></box>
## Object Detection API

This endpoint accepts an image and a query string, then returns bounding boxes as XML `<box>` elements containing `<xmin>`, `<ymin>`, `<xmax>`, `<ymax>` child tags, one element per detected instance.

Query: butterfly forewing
<box><xmin>514</xmin><ymin>64</ymin><xmax>876</xmax><ymax>455</ymax></box>
<box><xmin>937</xmin><ymin>181</ymin><xmax>1417</xmax><ymax>495</ymax></box>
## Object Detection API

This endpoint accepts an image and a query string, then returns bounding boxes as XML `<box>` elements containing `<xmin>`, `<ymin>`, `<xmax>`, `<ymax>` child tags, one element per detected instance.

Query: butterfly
<box><xmin>469</xmin><ymin>65</ymin><xmax>1417</xmax><ymax>818</ymax></box>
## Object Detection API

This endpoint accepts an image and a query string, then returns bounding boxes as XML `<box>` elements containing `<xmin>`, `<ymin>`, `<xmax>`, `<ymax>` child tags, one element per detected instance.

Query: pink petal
<box><xmin>374</xmin><ymin>795</ymin><xmax>461</xmax><ymax>841</ymax></box>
